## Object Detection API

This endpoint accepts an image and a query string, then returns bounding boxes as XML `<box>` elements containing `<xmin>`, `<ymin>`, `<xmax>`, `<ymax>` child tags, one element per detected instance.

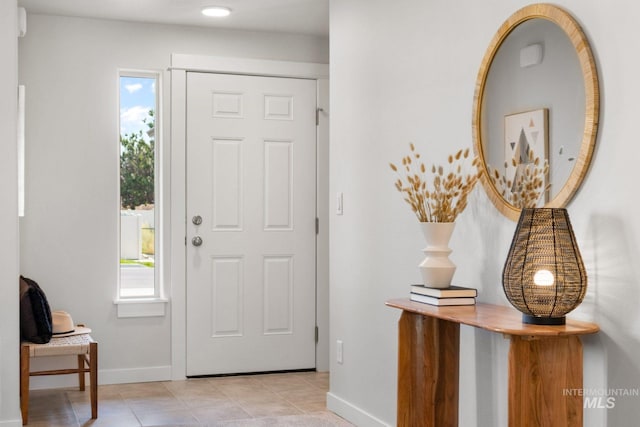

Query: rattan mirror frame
<box><xmin>472</xmin><ymin>3</ymin><xmax>599</xmax><ymax>221</ymax></box>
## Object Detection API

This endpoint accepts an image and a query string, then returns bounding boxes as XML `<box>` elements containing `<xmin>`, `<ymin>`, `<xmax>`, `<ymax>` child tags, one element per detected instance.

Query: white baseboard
<box><xmin>0</xmin><ymin>419</ymin><xmax>23</xmax><ymax>427</ymax></box>
<box><xmin>326</xmin><ymin>392</ymin><xmax>391</xmax><ymax>427</ymax></box>
<box><xmin>28</xmin><ymin>365</ymin><xmax>172</xmax><ymax>390</ymax></box>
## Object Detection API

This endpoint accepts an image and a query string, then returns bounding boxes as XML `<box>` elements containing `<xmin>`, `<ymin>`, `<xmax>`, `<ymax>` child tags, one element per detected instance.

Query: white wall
<box><xmin>0</xmin><ymin>1</ymin><xmax>22</xmax><ymax>424</ymax></box>
<box><xmin>329</xmin><ymin>0</ymin><xmax>638</xmax><ymax>426</ymax></box>
<box><xmin>18</xmin><ymin>13</ymin><xmax>328</xmax><ymax>386</ymax></box>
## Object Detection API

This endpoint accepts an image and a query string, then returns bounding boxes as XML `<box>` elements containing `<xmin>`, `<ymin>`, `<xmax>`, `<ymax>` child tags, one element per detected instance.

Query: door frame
<box><xmin>169</xmin><ymin>54</ymin><xmax>330</xmax><ymax>379</ymax></box>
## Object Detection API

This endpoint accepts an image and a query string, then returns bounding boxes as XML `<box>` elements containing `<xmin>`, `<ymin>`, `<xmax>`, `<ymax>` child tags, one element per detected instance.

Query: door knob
<box><xmin>192</xmin><ymin>215</ymin><xmax>203</xmax><ymax>225</ymax></box>
<box><xmin>192</xmin><ymin>236</ymin><xmax>203</xmax><ymax>247</ymax></box>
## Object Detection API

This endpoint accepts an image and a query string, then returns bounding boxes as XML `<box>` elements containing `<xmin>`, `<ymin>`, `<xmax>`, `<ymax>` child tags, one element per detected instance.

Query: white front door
<box><xmin>185</xmin><ymin>72</ymin><xmax>317</xmax><ymax>376</ymax></box>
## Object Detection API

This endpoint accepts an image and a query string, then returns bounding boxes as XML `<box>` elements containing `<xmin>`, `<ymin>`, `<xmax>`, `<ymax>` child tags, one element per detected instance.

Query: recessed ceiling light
<box><xmin>202</xmin><ymin>6</ymin><xmax>232</xmax><ymax>18</ymax></box>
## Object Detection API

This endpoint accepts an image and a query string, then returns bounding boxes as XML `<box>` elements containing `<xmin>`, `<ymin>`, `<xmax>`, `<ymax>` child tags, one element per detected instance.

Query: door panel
<box><xmin>186</xmin><ymin>72</ymin><xmax>317</xmax><ymax>376</ymax></box>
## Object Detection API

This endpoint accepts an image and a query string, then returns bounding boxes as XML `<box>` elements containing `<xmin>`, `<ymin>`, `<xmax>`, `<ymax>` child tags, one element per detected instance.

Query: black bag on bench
<box><xmin>19</xmin><ymin>276</ymin><xmax>53</xmax><ymax>344</ymax></box>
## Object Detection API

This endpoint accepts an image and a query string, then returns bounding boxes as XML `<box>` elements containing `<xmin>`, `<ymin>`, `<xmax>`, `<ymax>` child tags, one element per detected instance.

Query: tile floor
<box><xmin>25</xmin><ymin>371</ymin><xmax>354</xmax><ymax>427</ymax></box>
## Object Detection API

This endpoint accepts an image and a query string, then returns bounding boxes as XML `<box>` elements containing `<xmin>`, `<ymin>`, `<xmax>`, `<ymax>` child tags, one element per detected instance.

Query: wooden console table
<box><xmin>386</xmin><ymin>299</ymin><xmax>599</xmax><ymax>427</ymax></box>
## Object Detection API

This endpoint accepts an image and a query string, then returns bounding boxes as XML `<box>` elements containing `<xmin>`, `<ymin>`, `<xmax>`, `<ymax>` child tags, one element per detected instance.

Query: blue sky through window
<box><xmin>120</xmin><ymin>76</ymin><xmax>155</xmax><ymax>141</ymax></box>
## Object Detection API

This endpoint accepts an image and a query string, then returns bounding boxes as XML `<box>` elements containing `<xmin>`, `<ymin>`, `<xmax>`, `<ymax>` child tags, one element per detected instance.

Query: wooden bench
<box><xmin>20</xmin><ymin>334</ymin><xmax>97</xmax><ymax>425</ymax></box>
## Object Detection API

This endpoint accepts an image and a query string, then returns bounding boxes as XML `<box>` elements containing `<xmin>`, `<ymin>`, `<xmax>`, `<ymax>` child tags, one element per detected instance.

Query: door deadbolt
<box><xmin>192</xmin><ymin>215</ymin><xmax>203</xmax><ymax>225</ymax></box>
<box><xmin>192</xmin><ymin>236</ymin><xmax>203</xmax><ymax>247</ymax></box>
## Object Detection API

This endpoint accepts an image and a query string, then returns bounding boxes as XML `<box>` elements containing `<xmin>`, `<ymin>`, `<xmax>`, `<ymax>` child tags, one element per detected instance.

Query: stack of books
<box><xmin>410</xmin><ymin>284</ymin><xmax>477</xmax><ymax>306</ymax></box>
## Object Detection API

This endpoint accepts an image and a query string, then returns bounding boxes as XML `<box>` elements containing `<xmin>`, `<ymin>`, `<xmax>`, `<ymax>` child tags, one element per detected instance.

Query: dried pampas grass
<box><xmin>390</xmin><ymin>144</ymin><xmax>480</xmax><ymax>223</ymax></box>
<box><xmin>487</xmin><ymin>149</ymin><xmax>550</xmax><ymax>208</ymax></box>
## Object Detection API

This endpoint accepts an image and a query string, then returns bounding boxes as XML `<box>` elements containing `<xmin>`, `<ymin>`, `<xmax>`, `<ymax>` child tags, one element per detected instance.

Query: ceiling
<box><xmin>17</xmin><ymin>0</ymin><xmax>329</xmax><ymax>37</ymax></box>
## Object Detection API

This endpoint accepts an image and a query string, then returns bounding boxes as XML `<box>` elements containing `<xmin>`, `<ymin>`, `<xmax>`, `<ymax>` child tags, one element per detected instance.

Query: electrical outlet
<box><xmin>336</xmin><ymin>340</ymin><xmax>343</xmax><ymax>364</ymax></box>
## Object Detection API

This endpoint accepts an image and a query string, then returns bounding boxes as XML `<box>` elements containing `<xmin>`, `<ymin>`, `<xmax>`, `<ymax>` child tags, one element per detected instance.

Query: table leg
<box><xmin>508</xmin><ymin>335</ymin><xmax>583</xmax><ymax>427</ymax></box>
<box><xmin>397</xmin><ymin>311</ymin><xmax>460</xmax><ymax>427</ymax></box>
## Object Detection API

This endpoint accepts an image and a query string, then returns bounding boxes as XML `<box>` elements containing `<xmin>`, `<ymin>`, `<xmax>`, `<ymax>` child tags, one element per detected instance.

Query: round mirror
<box><xmin>472</xmin><ymin>4</ymin><xmax>599</xmax><ymax>220</ymax></box>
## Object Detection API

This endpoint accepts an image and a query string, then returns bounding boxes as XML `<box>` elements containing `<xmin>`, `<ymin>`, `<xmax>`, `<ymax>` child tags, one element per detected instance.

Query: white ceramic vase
<box><xmin>419</xmin><ymin>222</ymin><xmax>456</xmax><ymax>289</ymax></box>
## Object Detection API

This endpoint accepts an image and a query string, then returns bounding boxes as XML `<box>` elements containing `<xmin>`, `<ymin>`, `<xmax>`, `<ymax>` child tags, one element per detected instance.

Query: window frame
<box><xmin>115</xmin><ymin>69</ymin><xmax>167</xmax><ymax>317</ymax></box>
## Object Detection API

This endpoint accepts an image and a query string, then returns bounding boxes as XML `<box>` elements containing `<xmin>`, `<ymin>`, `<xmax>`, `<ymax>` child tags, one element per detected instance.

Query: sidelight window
<box><xmin>118</xmin><ymin>71</ymin><xmax>161</xmax><ymax>301</ymax></box>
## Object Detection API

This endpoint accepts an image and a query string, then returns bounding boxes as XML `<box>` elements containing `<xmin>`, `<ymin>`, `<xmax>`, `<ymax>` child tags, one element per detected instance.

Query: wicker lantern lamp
<box><xmin>502</xmin><ymin>208</ymin><xmax>587</xmax><ymax>325</ymax></box>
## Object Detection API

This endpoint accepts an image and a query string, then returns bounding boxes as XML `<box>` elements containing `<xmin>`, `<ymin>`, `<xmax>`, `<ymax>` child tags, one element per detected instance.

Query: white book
<box><xmin>411</xmin><ymin>284</ymin><xmax>477</xmax><ymax>298</ymax></box>
<box><xmin>410</xmin><ymin>292</ymin><xmax>476</xmax><ymax>306</ymax></box>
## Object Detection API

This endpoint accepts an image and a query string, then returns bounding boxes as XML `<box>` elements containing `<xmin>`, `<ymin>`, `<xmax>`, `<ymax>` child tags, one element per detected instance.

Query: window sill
<box><xmin>114</xmin><ymin>297</ymin><xmax>168</xmax><ymax>318</ymax></box>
